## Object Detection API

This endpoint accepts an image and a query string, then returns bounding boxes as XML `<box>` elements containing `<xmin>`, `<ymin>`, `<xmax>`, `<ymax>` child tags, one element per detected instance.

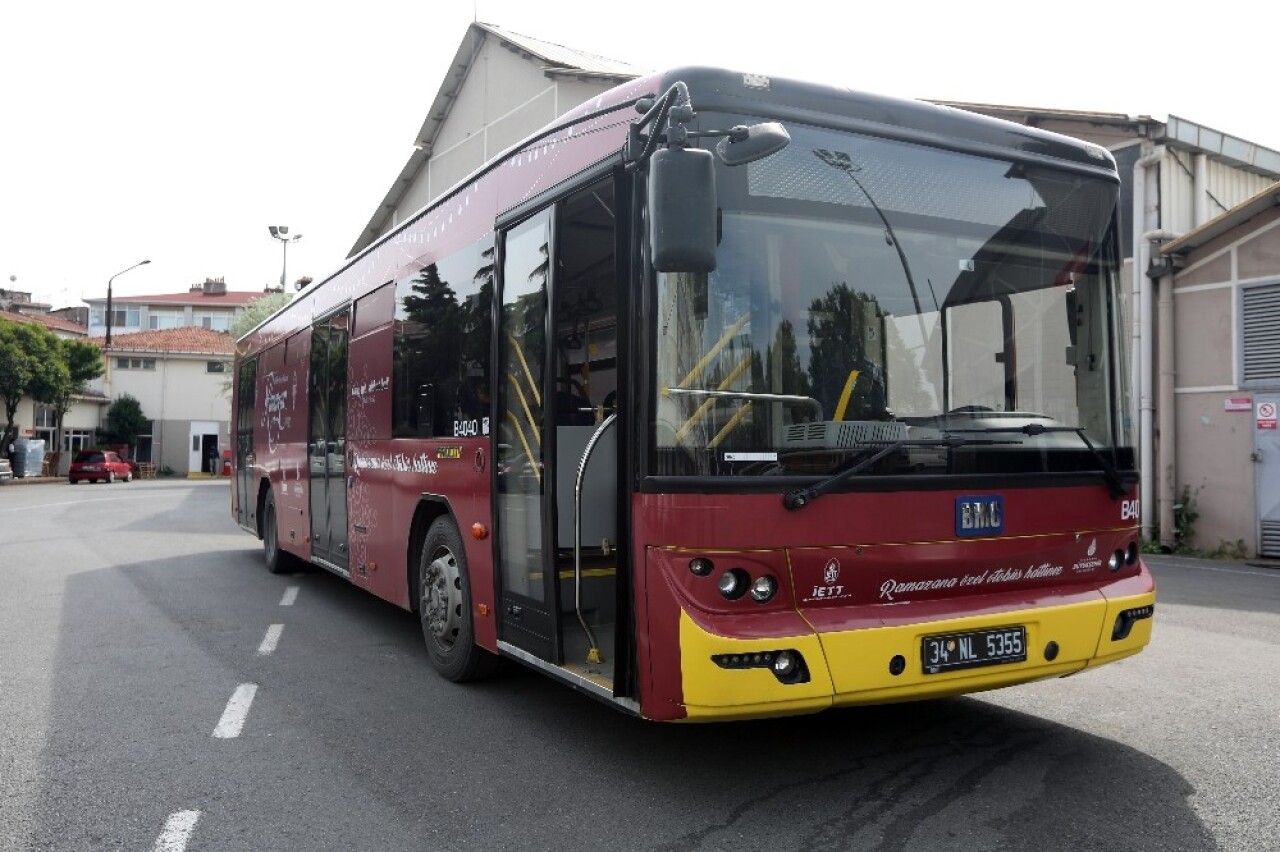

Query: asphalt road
<box><xmin>1</xmin><ymin>479</ymin><xmax>1276</xmax><ymax>851</ymax></box>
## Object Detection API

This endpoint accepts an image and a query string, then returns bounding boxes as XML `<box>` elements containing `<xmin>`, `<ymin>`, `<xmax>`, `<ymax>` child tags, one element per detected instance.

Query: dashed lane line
<box><xmin>212</xmin><ymin>684</ymin><xmax>258</xmax><ymax>739</ymax></box>
<box><xmin>152</xmin><ymin>809</ymin><xmax>200</xmax><ymax>852</ymax></box>
<box><xmin>257</xmin><ymin>624</ymin><xmax>284</xmax><ymax>656</ymax></box>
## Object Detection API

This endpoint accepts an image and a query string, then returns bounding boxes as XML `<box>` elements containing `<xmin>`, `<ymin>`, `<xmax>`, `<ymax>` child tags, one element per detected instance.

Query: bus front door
<box><xmin>496</xmin><ymin>178</ymin><xmax>621</xmax><ymax>687</ymax></box>
<box><xmin>308</xmin><ymin>309</ymin><xmax>350</xmax><ymax>573</ymax></box>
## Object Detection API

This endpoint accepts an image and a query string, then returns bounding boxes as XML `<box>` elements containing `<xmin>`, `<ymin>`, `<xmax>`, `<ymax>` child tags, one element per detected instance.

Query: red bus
<box><xmin>232</xmin><ymin>67</ymin><xmax>1155</xmax><ymax>721</ymax></box>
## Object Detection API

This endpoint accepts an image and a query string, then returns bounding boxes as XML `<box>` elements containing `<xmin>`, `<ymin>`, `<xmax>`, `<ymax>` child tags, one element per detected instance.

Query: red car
<box><xmin>68</xmin><ymin>449</ymin><xmax>134</xmax><ymax>484</ymax></box>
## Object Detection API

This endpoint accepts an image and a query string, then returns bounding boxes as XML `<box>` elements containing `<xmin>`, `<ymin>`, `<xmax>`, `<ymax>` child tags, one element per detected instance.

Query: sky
<box><xmin>3</xmin><ymin>1</ymin><xmax>1278</xmax><ymax>310</ymax></box>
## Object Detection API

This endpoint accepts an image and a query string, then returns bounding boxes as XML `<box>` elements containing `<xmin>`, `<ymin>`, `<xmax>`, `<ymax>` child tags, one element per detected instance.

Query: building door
<box><xmin>495</xmin><ymin>178</ymin><xmax>621</xmax><ymax>675</ymax></box>
<box><xmin>308</xmin><ymin>309</ymin><xmax>350</xmax><ymax>572</ymax></box>
<box><xmin>188</xmin><ymin>421</ymin><xmax>220</xmax><ymax>474</ymax></box>
<box><xmin>1255</xmin><ymin>394</ymin><xmax>1280</xmax><ymax>557</ymax></box>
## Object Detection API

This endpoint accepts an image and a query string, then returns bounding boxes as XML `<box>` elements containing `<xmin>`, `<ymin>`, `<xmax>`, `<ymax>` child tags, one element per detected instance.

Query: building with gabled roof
<box><xmin>83</xmin><ymin>277</ymin><xmax>271</xmax><ymax>339</ymax></box>
<box><xmin>86</xmin><ymin>326</ymin><xmax>235</xmax><ymax>476</ymax></box>
<box><xmin>1</xmin><ymin>309</ymin><xmax>88</xmax><ymax>339</ymax></box>
<box><xmin>347</xmin><ymin>22</ymin><xmax>646</xmax><ymax>257</ymax></box>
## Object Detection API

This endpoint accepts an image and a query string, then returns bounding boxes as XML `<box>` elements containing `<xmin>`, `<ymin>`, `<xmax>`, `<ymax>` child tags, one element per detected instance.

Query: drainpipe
<box><xmin>1148</xmin><ymin>239</ymin><xmax>1181</xmax><ymax>550</ymax></box>
<box><xmin>1133</xmin><ymin>146</ymin><xmax>1163</xmax><ymax>540</ymax></box>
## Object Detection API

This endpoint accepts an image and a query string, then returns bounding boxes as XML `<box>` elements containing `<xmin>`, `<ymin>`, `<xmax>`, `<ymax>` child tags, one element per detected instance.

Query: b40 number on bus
<box><xmin>453</xmin><ymin>418</ymin><xmax>490</xmax><ymax>438</ymax></box>
<box><xmin>921</xmin><ymin>626</ymin><xmax>1027</xmax><ymax>674</ymax></box>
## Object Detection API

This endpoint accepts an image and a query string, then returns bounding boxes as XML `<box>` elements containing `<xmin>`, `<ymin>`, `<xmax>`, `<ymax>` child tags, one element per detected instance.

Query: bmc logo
<box><xmin>956</xmin><ymin>495</ymin><xmax>1004</xmax><ymax>537</ymax></box>
<box><xmin>1121</xmin><ymin>499</ymin><xmax>1141</xmax><ymax>521</ymax></box>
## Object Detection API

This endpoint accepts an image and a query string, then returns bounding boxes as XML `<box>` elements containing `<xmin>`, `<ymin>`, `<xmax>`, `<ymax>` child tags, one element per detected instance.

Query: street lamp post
<box><xmin>268</xmin><ymin>225</ymin><xmax>302</xmax><ymax>291</ymax></box>
<box><xmin>105</xmin><ymin>259</ymin><xmax>151</xmax><ymax>349</ymax></box>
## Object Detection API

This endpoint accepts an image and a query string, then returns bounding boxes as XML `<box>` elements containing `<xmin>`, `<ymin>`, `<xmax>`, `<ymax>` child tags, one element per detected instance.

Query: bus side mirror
<box><xmin>648</xmin><ymin>147</ymin><xmax>717</xmax><ymax>273</ymax></box>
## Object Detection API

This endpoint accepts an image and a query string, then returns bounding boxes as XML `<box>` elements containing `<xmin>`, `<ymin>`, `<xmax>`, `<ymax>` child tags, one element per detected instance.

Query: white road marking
<box><xmin>279</xmin><ymin>586</ymin><xmax>299</xmax><ymax>606</ymax></box>
<box><xmin>153</xmin><ymin>809</ymin><xmax>201</xmax><ymax>852</ymax></box>
<box><xmin>212</xmin><ymin>684</ymin><xmax>258</xmax><ymax>739</ymax></box>
<box><xmin>257</xmin><ymin>624</ymin><xmax>284</xmax><ymax>656</ymax></box>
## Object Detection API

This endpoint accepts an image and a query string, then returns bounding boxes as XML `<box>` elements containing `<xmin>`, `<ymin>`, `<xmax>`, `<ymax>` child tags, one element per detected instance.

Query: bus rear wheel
<box><xmin>419</xmin><ymin>518</ymin><xmax>499</xmax><ymax>682</ymax></box>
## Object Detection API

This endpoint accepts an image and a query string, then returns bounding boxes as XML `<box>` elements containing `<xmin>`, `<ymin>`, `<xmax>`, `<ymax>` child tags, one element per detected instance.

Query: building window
<box><xmin>116</xmin><ymin>357</ymin><xmax>156</xmax><ymax>370</ymax></box>
<box><xmin>62</xmin><ymin>429</ymin><xmax>94</xmax><ymax>453</ymax></box>
<box><xmin>111</xmin><ymin>306</ymin><xmax>142</xmax><ymax>328</ymax></box>
<box><xmin>194</xmin><ymin>311</ymin><xmax>231</xmax><ymax>331</ymax></box>
<box><xmin>149</xmin><ymin>310</ymin><xmax>185</xmax><ymax>330</ymax></box>
<box><xmin>33</xmin><ymin>404</ymin><xmax>57</xmax><ymax>449</ymax></box>
<box><xmin>206</xmin><ymin>361</ymin><xmax>227</xmax><ymax>373</ymax></box>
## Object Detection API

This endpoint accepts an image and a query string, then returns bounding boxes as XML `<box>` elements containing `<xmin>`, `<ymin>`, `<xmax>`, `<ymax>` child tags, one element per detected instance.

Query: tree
<box><xmin>52</xmin><ymin>338</ymin><xmax>105</xmax><ymax>452</ymax></box>
<box><xmin>230</xmin><ymin>291</ymin><xmax>293</xmax><ymax>349</ymax></box>
<box><xmin>0</xmin><ymin>317</ymin><xmax>68</xmax><ymax>449</ymax></box>
<box><xmin>99</xmin><ymin>394</ymin><xmax>149</xmax><ymax>453</ymax></box>
<box><xmin>221</xmin><ymin>292</ymin><xmax>293</xmax><ymax>395</ymax></box>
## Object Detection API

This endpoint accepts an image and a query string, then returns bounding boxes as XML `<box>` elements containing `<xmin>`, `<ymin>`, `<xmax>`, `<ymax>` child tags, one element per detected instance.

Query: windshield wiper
<box><xmin>942</xmin><ymin>423</ymin><xmax>1134</xmax><ymax>499</ymax></box>
<box><xmin>782</xmin><ymin>435</ymin><xmax>1013</xmax><ymax>511</ymax></box>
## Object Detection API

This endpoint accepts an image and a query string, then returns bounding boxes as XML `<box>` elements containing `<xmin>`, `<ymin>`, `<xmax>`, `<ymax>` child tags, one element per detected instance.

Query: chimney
<box><xmin>202</xmin><ymin>277</ymin><xmax>227</xmax><ymax>296</ymax></box>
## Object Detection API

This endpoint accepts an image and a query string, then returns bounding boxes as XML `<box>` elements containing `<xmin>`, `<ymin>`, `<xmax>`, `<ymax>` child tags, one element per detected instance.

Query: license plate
<box><xmin>921</xmin><ymin>626</ymin><xmax>1026</xmax><ymax>674</ymax></box>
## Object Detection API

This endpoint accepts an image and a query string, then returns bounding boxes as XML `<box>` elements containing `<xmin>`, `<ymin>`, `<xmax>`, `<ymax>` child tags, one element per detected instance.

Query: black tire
<box><xmin>123</xmin><ymin>471</ymin><xmax>133</xmax><ymax>483</ymax></box>
<box><xmin>418</xmin><ymin>518</ymin><xmax>500</xmax><ymax>682</ymax></box>
<box><xmin>262</xmin><ymin>492</ymin><xmax>293</xmax><ymax>575</ymax></box>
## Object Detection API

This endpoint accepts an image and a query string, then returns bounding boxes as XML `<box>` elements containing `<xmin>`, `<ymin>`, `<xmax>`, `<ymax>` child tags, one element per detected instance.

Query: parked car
<box><xmin>0</xmin><ymin>456</ymin><xmax>11</xmax><ymax>483</ymax></box>
<box><xmin>68</xmin><ymin>449</ymin><xmax>134</xmax><ymax>484</ymax></box>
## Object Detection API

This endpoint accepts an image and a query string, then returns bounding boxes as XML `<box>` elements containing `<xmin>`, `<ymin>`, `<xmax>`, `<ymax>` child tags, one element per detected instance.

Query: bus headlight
<box><xmin>717</xmin><ymin>569</ymin><xmax>749</xmax><ymax>600</ymax></box>
<box><xmin>749</xmin><ymin>575</ymin><xmax>777</xmax><ymax>603</ymax></box>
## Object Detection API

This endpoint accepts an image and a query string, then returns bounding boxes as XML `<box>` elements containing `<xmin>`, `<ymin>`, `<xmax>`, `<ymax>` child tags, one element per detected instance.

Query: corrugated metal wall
<box><xmin>1159</xmin><ymin>151</ymin><xmax>1275</xmax><ymax>234</ymax></box>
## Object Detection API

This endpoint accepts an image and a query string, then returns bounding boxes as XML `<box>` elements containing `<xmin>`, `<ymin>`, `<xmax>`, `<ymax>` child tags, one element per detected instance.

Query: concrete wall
<box><xmin>1170</xmin><ymin>207</ymin><xmax>1280</xmax><ymax>554</ymax></box>
<box><xmin>384</xmin><ymin>36</ymin><xmax>619</xmax><ymax>238</ymax></box>
<box><xmin>107</xmin><ymin>355</ymin><xmax>231</xmax><ymax>474</ymax></box>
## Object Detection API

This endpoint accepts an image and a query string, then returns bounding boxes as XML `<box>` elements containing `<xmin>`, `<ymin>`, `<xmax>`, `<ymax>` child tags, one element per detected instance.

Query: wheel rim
<box><xmin>422</xmin><ymin>546</ymin><xmax>463</xmax><ymax>652</ymax></box>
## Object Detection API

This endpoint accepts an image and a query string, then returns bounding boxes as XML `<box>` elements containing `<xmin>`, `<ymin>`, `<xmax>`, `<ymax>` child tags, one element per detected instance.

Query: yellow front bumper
<box><xmin>678</xmin><ymin>590</ymin><xmax>1155</xmax><ymax>721</ymax></box>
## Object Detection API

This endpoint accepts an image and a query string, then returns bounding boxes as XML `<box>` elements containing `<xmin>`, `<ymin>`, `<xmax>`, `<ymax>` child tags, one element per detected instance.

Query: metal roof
<box><xmin>1161</xmin><ymin>181</ymin><xmax>1280</xmax><ymax>255</ymax></box>
<box><xmin>933</xmin><ymin>103</ymin><xmax>1280</xmax><ymax>180</ymax></box>
<box><xmin>476</xmin><ymin>23</ymin><xmax>647</xmax><ymax>78</ymax></box>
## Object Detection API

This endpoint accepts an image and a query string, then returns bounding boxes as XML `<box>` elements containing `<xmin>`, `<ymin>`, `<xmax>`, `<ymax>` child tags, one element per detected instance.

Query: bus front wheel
<box><xmin>419</xmin><ymin>518</ymin><xmax>499</xmax><ymax>682</ymax></box>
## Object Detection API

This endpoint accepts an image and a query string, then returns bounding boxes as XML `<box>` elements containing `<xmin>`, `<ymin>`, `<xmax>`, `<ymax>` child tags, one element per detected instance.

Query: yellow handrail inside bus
<box><xmin>709</xmin><ymin>401</ymin><xmax>753</xmax><ymax>449</ymax></box>
<box><xmin>833</xmin><ymin>369</ymin><xmax>861</xmax><ymax>421</ymax></box>
<box><xmin>508</xmin><ymin>335</ymin><xmax>543</xmax><ymax>407</ymax></box>
<box><xmin>507</xmin><ymin>372</ymin><xmax>541</xmax><ymax>448</ymax></box>
<box><xmin>504</xmin><ymin>411</ymin><xmax>541</xmax><ymax>485</ymax></box>
<box><xmin>674</xmin><ymin>353</ymin><xmax>754</xmax><ymax>444</ymax></box>
<box><xmin>675</xmin><ymin>314</ymin><xmax>750</xmax><ymax>390</ymax></box>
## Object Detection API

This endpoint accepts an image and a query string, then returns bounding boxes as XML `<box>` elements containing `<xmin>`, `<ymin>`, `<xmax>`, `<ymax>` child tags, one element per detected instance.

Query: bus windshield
<box><xmin>651</xmin><ymin>118</ymin><xmax>1128</xmax><ymax>479</ymax></box>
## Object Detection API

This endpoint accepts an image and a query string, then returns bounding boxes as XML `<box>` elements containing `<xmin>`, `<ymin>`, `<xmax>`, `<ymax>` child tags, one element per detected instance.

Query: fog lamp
<box><xmin>772</xmin><ymin>651</ymin><xmax>798</xmax><ymax>678</ymax></box>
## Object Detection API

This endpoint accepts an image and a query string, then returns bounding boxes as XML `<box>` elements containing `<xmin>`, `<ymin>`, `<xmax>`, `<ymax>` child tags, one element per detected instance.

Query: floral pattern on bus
<box><xmin>261</xmin><ymin>370</ymin><xmax>297</xmax><ymax>454</ymax></box>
